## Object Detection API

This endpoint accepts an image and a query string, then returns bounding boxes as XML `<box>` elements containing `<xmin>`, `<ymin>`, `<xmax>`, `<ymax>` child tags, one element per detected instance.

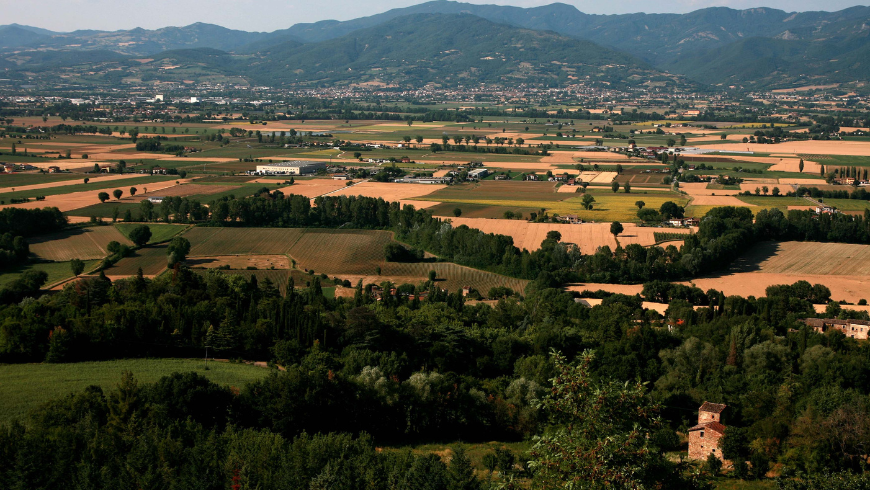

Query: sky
<box><xmin>1</xmin><ymin>0</ymin><xmax>867</xmax><ymax>32</ymax></box>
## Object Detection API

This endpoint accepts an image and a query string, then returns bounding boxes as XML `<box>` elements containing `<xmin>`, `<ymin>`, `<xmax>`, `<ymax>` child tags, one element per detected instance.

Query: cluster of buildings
<box><xmin>802</xmin><ymin>318</ymin><xmax>870</xmax><ymax>340</ymax></box>
<box><xmin>251</xmin><ymin>161</ymin><xmax>327</xmax><ymax>175</ymax></box>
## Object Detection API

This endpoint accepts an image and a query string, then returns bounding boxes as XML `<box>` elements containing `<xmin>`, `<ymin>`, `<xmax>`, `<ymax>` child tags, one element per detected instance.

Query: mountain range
<box><xmin>2</xmin><ymin>1</ymin><xmax>870</xmax><ymax>90</ymax></box>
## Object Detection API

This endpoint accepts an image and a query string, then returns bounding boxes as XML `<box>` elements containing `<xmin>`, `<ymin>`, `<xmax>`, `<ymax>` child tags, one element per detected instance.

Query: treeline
<box><xmin>796</xmin><ymin>186</ymin><xmax>870</xmax><ymax>201</ymax></box>
<box><xmin>1</xmin><ymin>258</ymin><xmax>869</xmax><ymax>481</ymax></box>
<box><xmin>0</xmin><ymin>374</ymin><xmax>495</xmax><ymax>489</ymax></box>
<box><xmin>133</xmin><ymin>194</ymin><xmax>870</xmax><ymax>285</ymax></box>
<box><xmin>584</xmin><ymin>207</ymin><xmax>870</xmax><ymax>283</ymax></box>
<box><xmin>0</xmin><ymin>207</ymin><xmax>67</xmax><ymax>237</ymax></box>
<box><xmin>202</xmin><ymin>193</ymin><xmax>579</xmax><ymax>282</ymax></box>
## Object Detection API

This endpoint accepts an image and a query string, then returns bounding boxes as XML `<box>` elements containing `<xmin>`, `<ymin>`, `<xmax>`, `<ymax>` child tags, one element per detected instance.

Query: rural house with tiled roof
<box><xmin>688</xmin><ymin>402</ymin><xmax>728</xmax><ymax>463</ymax></box>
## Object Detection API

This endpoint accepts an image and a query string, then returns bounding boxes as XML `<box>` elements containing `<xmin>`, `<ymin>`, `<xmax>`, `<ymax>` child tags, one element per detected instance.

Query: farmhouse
<box><xmin>803</xmin><ymin>318</ymin><xmax>870</xmax><ymax>340</ymax></box>
<box><xmin>688</xmin><ymin>402</ymin><xmax>728</xmax><ymax>463</ymax></box>
<box><xmin>255</xmin><ymin>161</ymin><xmax>327</xmax><ymax>175</ymax></box>
<box><xmin>468</xmin><ymin>168</ymin><xmax>489</xmax><ymax>180</ymax></box>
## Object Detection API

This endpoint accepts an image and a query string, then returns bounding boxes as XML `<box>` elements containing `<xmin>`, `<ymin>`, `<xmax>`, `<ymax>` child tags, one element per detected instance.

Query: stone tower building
<box><xmin>688</xmin><ymin>401</ymin><xmax>727</xmax><ymax>462</ymax></box>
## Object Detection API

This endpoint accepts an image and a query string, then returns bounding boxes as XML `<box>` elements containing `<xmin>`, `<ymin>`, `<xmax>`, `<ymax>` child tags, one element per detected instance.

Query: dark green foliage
<box><xmin>127</xmin><ymin>225</ymin><xmax>152</xmax><ymax>246</ymax></box>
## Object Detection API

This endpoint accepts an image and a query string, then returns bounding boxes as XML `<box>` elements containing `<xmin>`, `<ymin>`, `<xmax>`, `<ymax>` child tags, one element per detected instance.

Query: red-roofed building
<box><xmin>688</xmin><ymin>402</ymin><xmax>728</xmax><ymax>463</ymax></box>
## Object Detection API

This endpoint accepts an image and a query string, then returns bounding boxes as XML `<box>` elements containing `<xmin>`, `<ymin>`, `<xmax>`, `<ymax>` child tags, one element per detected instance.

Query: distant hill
<box><xmin>667</xmin><ymin>31</ymin><xmax>870</xmax><ymax>88</ymax></box>
<box><xmin>4</xmin><ymin>2</ymin><xmax>870</xmax><ymax>89</ymax></box>
<box><xmin>0</xmin><ymin>25</ymin><xmax>49</xmax><ymax>49</ymax></box>
<box><xmin>244</xmin><ymin>14</ymin><xmax>680</xmax><ymax>89</ymax></box>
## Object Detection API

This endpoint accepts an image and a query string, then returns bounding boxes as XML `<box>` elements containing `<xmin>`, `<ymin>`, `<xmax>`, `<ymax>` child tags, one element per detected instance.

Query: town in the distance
<box><xmin>0</xmin><ymin>2</ymin><xmax>869</xmax><ymax>489</ymax></box>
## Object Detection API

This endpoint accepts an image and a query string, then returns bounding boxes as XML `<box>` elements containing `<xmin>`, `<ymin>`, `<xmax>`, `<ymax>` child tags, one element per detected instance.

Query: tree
<box><xmin>167</xmin><ymin>236</ymin><xmax>191</xmax><ymax>264</ymax></box>
<box><xmin>529</xmin><ymin>351</ymin><xmax>704</xmax><ymax>489</ymax></box>
<box><xmin>610</xmin><ymin>221</ymin><xmax>624</xmax><ymax>238</ymax></box>
<box><xmin>83</xmin><ymin>178</ymin><xmax>89</xmax><ymax>184</ymax></box>
<box><xmin>636</xmin><ymin>200</ymin><xmax>646</xmax><ymax>209</ymax></box>
<box><xmin>659</xmin><ymin>201</ymin><xmax>685</xmax><ymax>220</ymax></box>
<box><xmin>70</xmin><ymin>258</ymin><xmax>85</xmax><ymax>277</ymax></box>
<box><xmin>720</xmin><ymin>134</ymin><xmax>727</xmax><ymax>140</ymax></box>
<box><xmin>113</xmin><ymin>189</ymin><xmax>123</xmax><ymax>200</ymax></box>
<box><xmin>546</xmin><ymin>230</ymin><xmax>562</xmax><ymax>242</ymax></box>
<box><xmin>762</xmin><ymin>185</ymin><xmax>769</xmax><ymax>195</ymax></box>
<box><xmin>140</xmin><ymin>200</ymin><xmax>154</xmax><ymax>221</ymax></box>
<box><xmin>98</xmin><ymin>192</ymin><xmax>109</xmax><ymax>203</ymax></box>
<box><xmin>581</xmin><ymin>194</ymin><xmax>595</xmax><ymax>210</ymax></box>
<box><xmin>799</xmin><ymin>159</ymin><xmax>804</xmax><ymax>173</ymax></box>
<box><xmin>772</xmin><ymin>186</ymin><xmax>780</xmax><ymax>197</ymax></box>
<box><xmin>453</xmin><ymin>208</ymin><xmax>462</xmax><ymax>217</ymax></box>
<box><xmin>624</xmin><ymin>181</ymin><xmax>631</xmax><ymax>193</ymax></box>
<box><xmin>130</xmin><ymin>187</ymin><xmax>137</xmax><ymax>196</ymax></box>
<box><xmin>448</xmin><ymin>446</ymin><xmax>480</xmax><ymax>490</ymax></box>
<box><xmin>667</xmin><ymin>138</ymin><xmax>676</xmax><ymax>147</ymax></box>
<box><xmin>611</xmin><ymin>181</ymin><xmax>620</xmax><ymax>193</ymax></box>
<box><xmin>704</xmin><ymin>453</ymin><xmax>722</xmax><ymax>476</ymax></box>
<box><xmin>416</xmin><ymin>135</ymin><xmax>423</xmax><ymax>144</ymax></box>
<box><xmin>128</xmin><ymin>225</ymin><xmax>152</xmax><ymax>247</ymax></box>
<box><xmin>679</xmin><ymin>134</ymin><xmax>687</xmax><ymax>146</ymax></box>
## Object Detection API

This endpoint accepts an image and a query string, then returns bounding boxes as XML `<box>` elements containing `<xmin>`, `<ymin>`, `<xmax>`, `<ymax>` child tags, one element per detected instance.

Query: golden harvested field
<box><xmin>590</xmin><ymin>172</ymin><xmax>618</xmax><ymax>184</ymax></box>
<box><xmin>445</xmin><ymin>218</ymin><xmax>692</xmax><ymax>252</ymax></box>
<box><xmin>737</xmin><ymin>241</ymin><xmax>870</xmax><ymax>276</ymax></box>
<box><xmin>276</xmin><ymin>179</ymin><xmax>355</xmax><ymax>198</ymax></box>
<box><xmin>29</xmin><ymin>226</ymin><xmax>132</xmax><ymax>261</ymax></box>
<box><xmin>704</xmin><ymin>140</ymin><xmax>870</xmax><ymax>157</ymax></box>
<box><xmin>678</xmin><ymin>274</ymin><xmax>870</xmax><ymax>304</ymax></box>
<box><xmin>557</xmin><ymin>185</ymin><xmax>580</xmax><ymax>194</ymax></box>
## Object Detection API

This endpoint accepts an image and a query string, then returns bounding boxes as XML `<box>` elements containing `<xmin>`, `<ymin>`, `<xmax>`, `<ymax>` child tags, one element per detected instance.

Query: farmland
<box><xmin>0</xmin><ymin>359</ymin><xmax>270</xmax><ymax>423</ymax></box>
<box><xmin>0</xmin><ymin>259</ymin><xmax>102</xmax><ymax>288</ymax></box>
<box><xmin>28</xmin><ymin>226</ymin><xmax>132</xmax><ymax>261</ymax></box>
<box><xmin>107</xmin><ymin>244</ymin><xmax>170</xmax><ymax>276</ymax></box>
<box><xmin>735</xmin><ymin>241</ymin><xmax>870</xmax><ymax>276</ymax></box>
<box><xmin>115</xmin><ymin>223</ymin><xmax>188</xmax><ymax>243</ymax></box>
<box><xmin>184</xmin><ymin>227</ymin><xmax>305</xmax><ymax>256</ymax></box>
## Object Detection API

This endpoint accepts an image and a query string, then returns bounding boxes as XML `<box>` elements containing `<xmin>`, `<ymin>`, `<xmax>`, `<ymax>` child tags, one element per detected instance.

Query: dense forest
<box><xmin>1</xmin><ymin>202</ymin><xmax>869</xmax><ymax>487</ymax></box>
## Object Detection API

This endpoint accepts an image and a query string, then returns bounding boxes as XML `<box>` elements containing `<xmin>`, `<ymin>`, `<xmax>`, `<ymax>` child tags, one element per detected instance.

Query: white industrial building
<box><xmin>254</xmin><ymin>161</ymin><xmax>327</xmax><ymax>175</ymax></box>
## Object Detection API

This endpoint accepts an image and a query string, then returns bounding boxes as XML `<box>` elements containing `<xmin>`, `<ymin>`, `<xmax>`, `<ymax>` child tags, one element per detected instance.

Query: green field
<box><xmin>184</xmin><ymin>227</ymin><xmax>305</xmax><ymax>256</ymax></box>
<box><xmin>0</xmin><ymin>259</ymin><xmax>102</xmax><ymax>288</ymax></box>
<box><xmin>0</xmin><ymin>172</ymin><xmax>85</xmax><ymax>186</ymax></box>
<box><xmin>425</xmin><ymin>181</ymin><xmax>563</xmax><ymax>202</ymax></box>
<box><xmin>115</xmin><ymin>223</ymin><xmax>189</xmax><ymax>243</ymax></box>
<box><xmin>0</xmin><ymin>359</ymin><xmax>271</xmax><ymax>423</ymax></box>
<box><xmin>428</xmin><ymin>202</ymin><xmax>542</xmax><ymax>219</ymax></box>
<box><xmin>0</xmin><ymin>175</ymin><xmax>177</xmax><ymax>201</ymax></box>
<box><xmin>735</xmin><ymin>195</ymin><xmax>813</xmax><ymax>210</ymax></box>
<box><xmin>108</xmin><ymin>244</ymin><xmax>169</xmax><ymax>276</ymax></box>
<box><xmin>818</xmin><ymin>198</ymin><xmax>870</xmax><ymax>212</ymax></box>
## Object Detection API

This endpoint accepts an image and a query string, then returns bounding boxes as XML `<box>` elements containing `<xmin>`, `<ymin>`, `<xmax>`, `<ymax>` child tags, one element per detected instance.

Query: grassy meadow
<box><xmin>0</xmin><ymin>359</ymin><xmax>272</xmax><ymax>423</ymax></box>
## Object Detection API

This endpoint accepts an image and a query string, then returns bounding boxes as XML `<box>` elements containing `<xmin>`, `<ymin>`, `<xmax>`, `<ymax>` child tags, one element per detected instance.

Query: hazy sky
<box><xmin>2</xmin><ymin>0</ymin><xmax>867</xmax><ymax>32</ymax></box>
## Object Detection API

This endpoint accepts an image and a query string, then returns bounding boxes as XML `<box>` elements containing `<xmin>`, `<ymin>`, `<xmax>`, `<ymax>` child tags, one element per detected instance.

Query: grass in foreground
<box><xmin>0</xmin><ymin>358</ymin><xmax>272</xmax><ymax>423</ymax></box>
